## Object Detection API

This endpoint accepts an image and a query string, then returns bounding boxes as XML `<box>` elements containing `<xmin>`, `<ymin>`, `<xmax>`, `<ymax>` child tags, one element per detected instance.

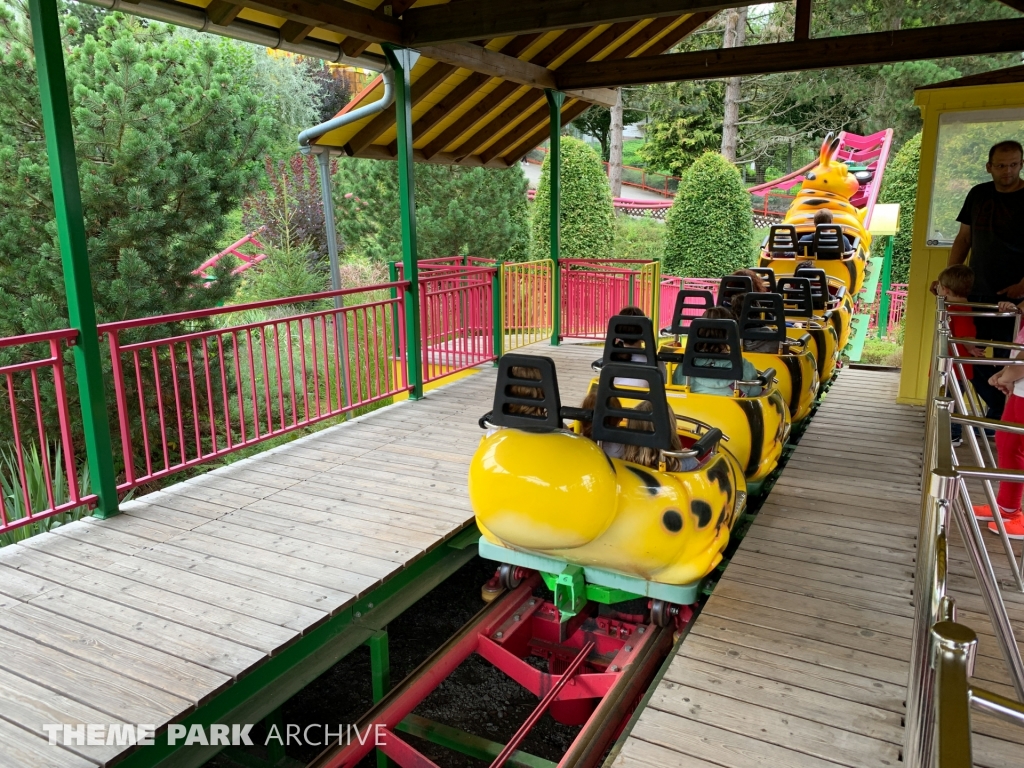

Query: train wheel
<box><xmin>651</xmin><ymin>600</ymin><xmax>677</xmax><ymax>628</ymax></box>
<box><xmin>498</xmin><ymin>564</ymin><xmax>523</xmax><ymax>590</ymax></box>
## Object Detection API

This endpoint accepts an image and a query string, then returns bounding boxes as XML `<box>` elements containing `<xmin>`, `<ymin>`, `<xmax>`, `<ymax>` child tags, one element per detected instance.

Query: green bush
<box><xmin>663</xmin><ymin>152</ymin><xmax>755</xmax><ymax>278</ymax></box>
<box><xmin>879</xmin><ymin>133</ymin><xmax>921</xmax><ymax>284</ymax></box>
<box><xmin>531</xmin><ymin>137</ymin><xmax>614</xmax><ymax>260</ymax></box>
<box><xmin>613</xmin><ymin>216</ymin><xmax>665</xmax><ymax>262</ymax></box>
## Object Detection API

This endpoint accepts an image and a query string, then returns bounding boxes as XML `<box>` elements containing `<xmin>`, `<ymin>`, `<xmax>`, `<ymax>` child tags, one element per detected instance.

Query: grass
<box><xmin>853</xmin><ymin>338</ymin><xmax>903</xmax><ymax>367</ymax></box>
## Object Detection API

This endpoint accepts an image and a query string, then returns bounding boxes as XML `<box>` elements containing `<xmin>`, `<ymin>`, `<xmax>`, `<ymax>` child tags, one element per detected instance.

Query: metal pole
<box><xmin>905</xmin><ymin>399</ymin><xmax>957</xmax><ymax>768</ymax></box>
<box><xmin>546</xmin><ymin>90</ymin><xmax>565</xmax><ymax>347</ymax></box>
<box><xmin>877</xmin><ymin>235</ymin><xmax>894</xmax><ymax>339</ymax></box>
<box><xmin>492</xmin><ymin>263</ymin><xmax>503</xmax><ymax>364</ymax></box>
<box><xmin>28</xmin><ymin>0</ymin><xmax>119</xmax><ymax>517</ymax></box>
<box><xmin>316</xmin><ymin>151</ymin><xmax>343</xmax><ymax>310</ymax></box>
<box><xmin>932</xmin><ymin>621</ymin><xmax>977</xmax><ymax>768</ymax></box>
<box><xmin>384</xmin><ymin>46</ymin><xmax>423</xmax><ymax>399</ymax></box>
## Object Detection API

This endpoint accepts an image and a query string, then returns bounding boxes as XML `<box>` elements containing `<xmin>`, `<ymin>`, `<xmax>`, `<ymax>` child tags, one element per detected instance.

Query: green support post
<box><xmin>28</xmin><ymin>0</ymin><xmax>119</xmax><ymax>518</ymax></box>
<box><xmin>385</xmin><ymin>46</ymin><xmax>424</xmax><ymax>399</ymax></box>
<box><xmin>546</xmin><ymin>90</ymin><xmax>565</xmax><ymax>347</ymax></box>
<box><xmin>877</xmin><ymin>235</ymin><xmax>894</xmax><ymax>339</ymax></box>
<box><xmin>492</xmin><ymin>262</ymin><xmax>503</xmax><ymax>363</ymax></box>
<box><xmin>367</xmin><ymin>630</ymin><xmax>391</xmax><ymax>768</ymax></box>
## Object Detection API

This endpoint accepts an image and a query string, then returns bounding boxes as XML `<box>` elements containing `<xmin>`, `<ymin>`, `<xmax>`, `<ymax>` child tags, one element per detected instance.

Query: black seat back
<box><xmin>793</xmin><ymin>267</ymin><xmax>829</xmax><ymax>311</ymax></box>
<box><xmin>668</xmin><ymin>289</ymin><xmax>714</xmax><ymax>334</ymax></box>
<box><xmin>750</xmin><ymin>267</ymin><xmax>777</xmax><ymax>293</ymax></box>
<box><xmin>813</xmin><ymin>224</ymin><xmax>845</xmax><ymax>260</ymax></box>
<box><xmin>680</xmin><ymin>318</ymin><xmax>744</xmax><ymax>381</ymax></box>
<box><xmin>740</xmin><ymin>293</ymin><xmax>786</xmax><ymax>345</ymax></box>
<box><xmin>777</xmin><ymin>277</ymin><xmax>814</xmax><ymax>319</ymax></box>
<box><xmin>717</xmin><ymin>275</ymin><xmax>754</xmax><ymax>308</ymax></box>
<box><xmin>767</xmin><ymin>225</ymin><xmax>799</xmax><ymax>256</ymax></box>
<box><xmin>487</xmin><ymin>355</ymin><xmax>563</xmax><ymax>431</ymax></box>
<box><xmin>592</xmin><ymin>364</ymin><xmax>674</xmax><ymax>450</ymax></box>
<box><xmin>602</xmin><ymin>314</ymin><xmax>658</xmax><ymax>368</ymax></box>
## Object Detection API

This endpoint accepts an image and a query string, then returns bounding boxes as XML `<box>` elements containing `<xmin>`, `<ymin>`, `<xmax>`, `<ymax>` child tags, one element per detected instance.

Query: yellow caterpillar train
<box><xmin>468</xmin><ymin>291</ymin><xmax>841</xmax><ymax>627</ymax></box>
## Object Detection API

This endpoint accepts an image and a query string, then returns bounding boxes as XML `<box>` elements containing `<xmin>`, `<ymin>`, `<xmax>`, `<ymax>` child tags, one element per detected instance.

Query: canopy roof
<box><xmin>86</xmin><ymin>0</ymin><xmax>1024</xmax><ymax>166</ymax></box>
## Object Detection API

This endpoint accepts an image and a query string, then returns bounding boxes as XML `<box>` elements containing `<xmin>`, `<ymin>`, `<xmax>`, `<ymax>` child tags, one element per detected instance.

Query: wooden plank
<box><xmin>0</xmin><ymin>716</ymin><xmax>95</xmax><ymax>768</ymax></box>
<box><xmin>0</xmin><ymin>623</ymin><xmax>191</xmax><ymax>724</ymax></box>
<box><xmin>752</xmin><ymin>510</ymin><xmax>917</xmax><ymax>548</ymax></box>
<box><xmin>740</xmin><ymin>527</ymin><xmax>917</xmax><ymax>570</ymax></box>
<box><xmin>613</xmin><ymin>737</ymin><xmax>725</xmax><ymax>768</ymax></box>
<box><xmin>268</xmin><ymin>488</ymin><xmax>458</xmax><ymax>536</ymax></box>
<box><xmin>129</xmin><ymin>489</ymin><xmax>236</xmax><ymax>519</ymax></box>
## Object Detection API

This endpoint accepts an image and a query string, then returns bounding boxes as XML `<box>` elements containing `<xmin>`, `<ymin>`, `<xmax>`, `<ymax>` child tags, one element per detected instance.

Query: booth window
<box><xmin>926</xmin><ymin>107</ymin><xmax>1024</xmax><ymax>246</ymax></box>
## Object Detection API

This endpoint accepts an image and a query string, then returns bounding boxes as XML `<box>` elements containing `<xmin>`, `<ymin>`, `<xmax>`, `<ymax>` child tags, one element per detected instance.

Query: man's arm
<box><xmin>948</xmin><ymin>222</ymin><xmax>971</xmax><ymax>266</ymax></box>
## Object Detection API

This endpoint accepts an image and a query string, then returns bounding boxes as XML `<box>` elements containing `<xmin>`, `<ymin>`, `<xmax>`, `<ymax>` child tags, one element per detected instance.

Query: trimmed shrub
<box><xmin>664</xmin><ymin>152</ymin><xmax>755</xmax><ymax>277</ymax></box>
<box><xmin>879</xmin><ymin>133</ymin><xmax>921</xmax><ymax>284</ymax></box>
<box><xmin>613</xmin><ymin>216</ymin><xmax>666</xmax><ymax>263</ymax></box>
<box><xmin>531</xmin><ymin>137</ymin><xmax>614</xmax><ymax>260</ymax></box>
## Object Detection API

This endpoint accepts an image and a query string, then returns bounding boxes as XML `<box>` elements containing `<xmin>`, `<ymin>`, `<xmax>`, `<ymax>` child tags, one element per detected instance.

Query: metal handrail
<box><xmin>905</xmin><ymin>296</ymin><xmax>1024</xmax><ymax>768</ymax></box>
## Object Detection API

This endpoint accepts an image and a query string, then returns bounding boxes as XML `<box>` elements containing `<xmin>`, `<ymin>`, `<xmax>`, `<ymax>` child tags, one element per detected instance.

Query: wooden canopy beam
<box><xmin>246</xmin><ymin>0</ymin><xmax>401</xmax><ymax>44</ymax></box>
<box><xmin>401</xmin><ymin>0</ymin><xmax>747</xmax><ymax>45</ymax></box>
<box><xmin>206</xmin><ymin>0</ymin><xmax>243</xmax><ymax>26</ymax></box>
<box><xmin>998</xmin><ymin>0</ymin><xmax>1024</xmax><ymax>13</ymax></box>
<box><xmin>556</xmin><ymin>17</ymin><xmax>1024</xmax><ymax>88</ymax></box>
<box><xmin>794</xmin><ymin>0</ymin><xmax>811</xmax><ymax>42</ymax></box>
<box><xmin>342</xmin><ymin>0</ymin><xmax>419</xmax><ymax>59</ymax></box>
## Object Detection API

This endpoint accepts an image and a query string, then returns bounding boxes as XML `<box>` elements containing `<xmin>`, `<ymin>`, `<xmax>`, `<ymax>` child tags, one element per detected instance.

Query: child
<box><xmin>672</xmin><ymin>307</ymin><xmax>761</xmax><ymax>396</ymax></box>
<box><xmin>935</xmin><ymin>265</ymin><xmax>985</xmax><ymax>445</ymax></box>
<box><xmin>621</xmin><ymin>401</ymin><xmax>698</xmax><ymax>472</ymax></box>
<box><xmin>973</xmin><ymin>319</ymin><xmax>1024</xmax><ymax>539</ymax></box>
<box><xmin>729</xmin><ymin>293</ymin><xmax>779</xmax><ymax>354</ymax></box>
<box><xmin>578</xmin><ymin>389</ymin><xmax>626</xmax><ymax>459</ymax></box>
<box><xmin>730</xmin><ymin>269</ymin><xmax>768</xmax><ymax>293</ymax></box>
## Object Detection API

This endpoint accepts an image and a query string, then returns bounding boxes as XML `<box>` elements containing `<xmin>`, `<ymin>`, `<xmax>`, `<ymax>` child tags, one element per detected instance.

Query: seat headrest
<box><xmin>489</xmin><ymin>355</ymin><xmax>563</xmax><ymax>432</ymax></box>
<box><xmin>717</xmin><ymin>275</ymin><xmax>754</xmax><ymax>308</ymax></box>
<box><xmin>592</xmin><ymin>364</ymin><xmax>675</xmax><ymax>450</ymax></box>
<box><xmin>813</xmin><ymin>224</ymin><xmax>844</xmax><ymax>260</ymax></box>
<box><xmin>680</xmin><ymin>318</ymin><xmax>744</xmax><ymax>381</ymax></box>
<box><xmin>768</xmin><ymin>225</ymin><xmax>799</xmax><ymax>255</ymax></box>
<box><xmin>668</xmin><ymin>289</ymin><xmax>714</xmax><ymax>334</ymax></box>
<box><xmin>602</xmin><ymin>314</ymin><xmax>658</xmax><ymax>368</ymax></box>
<box><xmin>793</xmin><ymin>267</ymin><xmax>829</xmax><ymax>310</ymax></box>
<box><xmin>777</xmin><ymin>277</ymin><xmax>814</xmax><ymax>319</ymax></box>
<box><xmin>750</xmin><ymin>267</ymin><xmax>777</xmax><ymax>293</ymax></box>
<box><xmin>740</xmin><ymin>293</ymin><xmax>786</xmax><ymax>344</ymax></box>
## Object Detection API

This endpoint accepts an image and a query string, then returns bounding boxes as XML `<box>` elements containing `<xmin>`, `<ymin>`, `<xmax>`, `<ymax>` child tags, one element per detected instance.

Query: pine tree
<box><xmin>530</xmin><ymin>137</ymin><xmax>614</xmax><ymax>261</ymax></box>
<box><xmin>0</xmin><ymin>8</ymin><xmax>272</xmax><ymax>340</ymax></box>
<box><xmin>664</xmin><ymin>152</ymin><xmax>755</xmax><ymax>278</ymax></box>
<box><xmin>333</xmin><ymin>159</ymin><xmax>530</xmax><ymax>264</ymax></box>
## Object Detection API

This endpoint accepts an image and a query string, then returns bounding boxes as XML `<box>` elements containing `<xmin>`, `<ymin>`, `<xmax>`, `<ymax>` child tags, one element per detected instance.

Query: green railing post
<box><xmin>492</xmin><ymin>262</ymin><xmax>503</xmax><ymax>363</ymax></box>
<box><xmin>385</xmin><ymin>46</ymin><xmax>423</xmax><ymax>399</ymax></box>
<box><xmin>368</xmin><ymin>629</ymin><xmax>392</xmax><ymax>768</ymax></box>
<box><xmin>877</xmin><ymin>234</ymin><xmax>894</xmax><ymax>339</ymax></box>
<box><xmin>28</xmin><ymin>0</ymin><xmax>119</xmax><ymax>518</ymax></box>
<box><xmin>546</xmin><ymin>90</ymin><xmax>565</xmax><ymax>347</ymax></box>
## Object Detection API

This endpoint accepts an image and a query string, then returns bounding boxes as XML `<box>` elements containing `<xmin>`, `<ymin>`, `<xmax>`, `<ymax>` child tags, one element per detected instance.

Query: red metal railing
<box><xmin>658</xmin><ymin>277</ymin><xmax>720</xmax><ymax>331</ymax></box>
<box><xmin>0</xmin><ymin>329</ymin><xmax>97</xmax><ymax>534</ymax></box>
<box><xmin>102</xmin><ymin>283</ymin><xmax>409</xmax><ymax>491</ymax></box>
<box><xmin>418</xmin><ymin>264</ymin><xmax>498</xmax><ymax>383</ymax></box>
<box><xmin>560</xmin><ymin>259</ymin><xmax>658</xmax><ymax>340</ymax></box>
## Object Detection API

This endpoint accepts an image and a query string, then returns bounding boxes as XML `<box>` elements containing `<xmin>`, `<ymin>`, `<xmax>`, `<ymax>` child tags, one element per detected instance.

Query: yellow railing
<box><xmin>501</xmin><ymin>259</ymin><xmax>554</xmax><ymax>352</ymax></box>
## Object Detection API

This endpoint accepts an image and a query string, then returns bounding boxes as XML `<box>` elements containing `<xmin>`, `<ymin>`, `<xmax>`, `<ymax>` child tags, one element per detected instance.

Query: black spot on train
<box><xmin>604</xmin><ymin>450</ymin><xmax>616</xmax><ymax>473</ymax></box>
<box><xmin>803</xmin><ymin>198</ymin><xmax>829</xmax><ymax>207</ymax></box>
<box><xmin>691</xmin><ymin>500</ymin><xmax>713</xmax><ymax>528</ymax></box>
<box><xmin>626</xmin><ymin>465</ymin><xmax>661</xmax><ymax>494</ymax></box>
<box><xmin>715</xmin><ymin>508</ymin><xmax>726</xmax><ymax>534</ymax></box>
<box><xmin>735</xmin><ymin>399</ymin><xmax>764</xmax><ymax>477</ymax></box>
<box><xmin>769</xmin><ymin>392</ymin><xmax>787</xmax><ymax>441</ymax></box>
<box><xmin>845</xmin><ymin>259</ymin><xmax>859</xmax><ymax>292</ymax></box>
<box><xmin>663</xmin><ymin>509</ymin><xmax>683</xmax><ymax>532</ymax></box>
<box><xmin>810</xmin><ymin>328</ymin><xmax>827</xmax><ymax>377</ymax></box>
<box><xmin>707</xmin><ymin>458</ymin><xmax>733</xmax><ymax>499</ymax></box>
<box><xmin>782</xmin><ymin>356</ymin><xmax>802</xmax><ymax>415</ymax></box>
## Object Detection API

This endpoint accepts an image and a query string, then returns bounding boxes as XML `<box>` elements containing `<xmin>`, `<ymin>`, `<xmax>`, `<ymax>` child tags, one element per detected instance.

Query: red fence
<box><xmin>0</xmin><ymin>329</ymin><xmax>97</xmax><ymax>536</ymax></box>
<box><xmin>560</xmin><ymin>259</ymin><xmax>660</xmax><ymax>340</ymax></box>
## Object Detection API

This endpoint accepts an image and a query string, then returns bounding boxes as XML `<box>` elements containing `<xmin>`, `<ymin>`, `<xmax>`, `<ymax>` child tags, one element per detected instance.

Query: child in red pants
<box><xmin>974</xmin><ymin>319</ymin><xmax>1024</xmax><ymax>539</ymax></box>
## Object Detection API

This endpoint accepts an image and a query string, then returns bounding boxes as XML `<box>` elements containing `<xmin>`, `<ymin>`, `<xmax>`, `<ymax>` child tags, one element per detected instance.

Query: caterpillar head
<box><xmin>800</xmin><ymin>134</ymin><xmax>859</xmax><ymax>201</ymax></box>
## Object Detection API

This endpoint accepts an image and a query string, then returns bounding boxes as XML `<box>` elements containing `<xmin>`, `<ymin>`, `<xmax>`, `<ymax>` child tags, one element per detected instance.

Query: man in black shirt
<box><xmin>945</xmin><ymin>140</ymin><xmax>1024</xmax><ymax>420</ymax></box>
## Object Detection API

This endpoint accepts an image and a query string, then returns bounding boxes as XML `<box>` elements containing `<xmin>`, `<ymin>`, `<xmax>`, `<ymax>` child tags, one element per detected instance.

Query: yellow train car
<box><xmin>779</xmin><ymin>276</ymin><xmax>840</xmax><ymax>389</ymax></box>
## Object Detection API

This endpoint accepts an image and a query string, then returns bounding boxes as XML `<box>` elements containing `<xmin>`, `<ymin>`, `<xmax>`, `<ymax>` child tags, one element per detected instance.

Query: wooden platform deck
<box><xmin>612</xmin><ymin>368</ymin><xmax>1024</xmax><ymax>768</ymax></box>
<box><xmin>0</xmin><ymin>344</ymin><xmax>601</xmax><ymax>768</ymax></box>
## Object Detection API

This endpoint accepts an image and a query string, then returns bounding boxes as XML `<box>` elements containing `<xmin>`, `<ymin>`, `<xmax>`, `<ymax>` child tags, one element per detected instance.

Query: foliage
<box><xmin>303</xmin><ymin>59</ymin><xmax>353</xmax><ymax>123</ymax></box>
<box><xmin>0</xmin><ymin>8</ymin><xmax>272</xmax><ymax>339</ymax></box>
<box><xmin>879</xmin><ymin>133</ymin><xmax>921</xmax><ymax>283</ymax></box>
<box><xmin>572</xmin><ymin>103</ymin><xmax>646</xmax><ymax>161</ymax></box>
<box><xmin>531</xmin><ymin>137</ymin><xmax>614</xmax><ymax>261</ymax></box>
<box><xmin>622</xmin><ymin>138</ymin><xmax>647</xmax><ymax>168</ymax></box>
<box><xmin>637</xmin><ymin>80</ymin><xmax>724</xmax><ymax>176</ymax></box>
<box><xmin>613</xmin><ymin>216</ymin><xmax>666</xmax><ymax>263</ymax></box>
<box><xmin>664</xmin><ymin>152</ymin><xmax>755</xmax><ymax>278</ymax></box>
<box><xmin>335</xmin><ymin>158</ymin><xmax>530</xmax><ymax>264</ymax></box>
<box><xmin>243</xmin><ymin>154</ymin><xmax>338</xmax><ymax>267</ymax></box>
<box><xmin>235</xmin><ymin>242</ymin><xmax>329</xmax><ymax>309</ymax></box>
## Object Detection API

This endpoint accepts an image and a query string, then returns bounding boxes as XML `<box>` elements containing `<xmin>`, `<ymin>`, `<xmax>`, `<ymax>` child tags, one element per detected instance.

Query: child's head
<box><xmin>693</xmin><ymin>306</ymin><xmax>734</xmax><ymax>355</ymax></box>
<box><xmin>813</xmin><ymin>209</ymin><xmax>834</xmax><ymax>226</ymax></box>
<box><xmin>796</xmin><ymin>260</ymin><xmax>816</xmax><ymax>273</ymax></box>
<box><xmin>578</xmin><ymin>388</ymin><xmax>621</xmax><ymax>439</ymax></box>
<box><xmin>731</xmin><ymin>269</ymin><xmax>766</xmax><ymax>293</ymax></box>
<box><xmin>622</xmin><ymin>400</ymin><xmax>683</xmax><ymax>472</ymax></box>
<box><xmin>507</xmin><ymin>365</ymin><xmax>546</xmax><ymax>417</ymax></box>
<box><xmin>618</xmin><ymin>306</ymin><xmax>646</xmax><ymax>317</ymax></box>
<box><xmin>936</xmin><ymin>264</ymin><xmax>974</xmax><ymax>300</ymax></box>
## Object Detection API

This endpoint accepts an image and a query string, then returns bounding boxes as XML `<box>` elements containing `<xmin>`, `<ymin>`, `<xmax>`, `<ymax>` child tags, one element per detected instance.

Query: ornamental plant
<box><xmin>878</xmin><ymin>133</ymin><xmax>921</xmax><ymax>284</ymax></box>
<box><xmin>530</xmin><ymin>137</ymin><xmax>614</xmax><ymax>261</ymax></box>
<box><xmin>663</xmin><ymin>151</ymin><xmax>755</xmax><ymax>278</ymax></box>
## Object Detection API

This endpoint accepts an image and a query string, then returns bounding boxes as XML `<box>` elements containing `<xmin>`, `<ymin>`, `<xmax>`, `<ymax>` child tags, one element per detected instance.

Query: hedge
<box><xmin>879</xmin><ymin>133</ymin><xmax>921</xmax><ymax>284</ymax></box>
<box><xmin>663</xmin><ymin>152</ymin><xmax>755</xmax><ymax>278</ymax></box>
